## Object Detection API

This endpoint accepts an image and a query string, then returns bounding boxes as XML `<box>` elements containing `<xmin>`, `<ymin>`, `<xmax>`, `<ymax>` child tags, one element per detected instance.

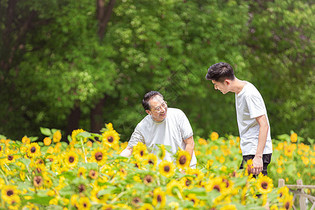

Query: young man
<box><xmin>205</xmin><ymin>62</ymin><xmax>272</xmax><ymax>176</ymax></box>
<box><xmin>120</xmin><ymin>91</ymin><xmax>197</xmax><ymax>168</ymax></box>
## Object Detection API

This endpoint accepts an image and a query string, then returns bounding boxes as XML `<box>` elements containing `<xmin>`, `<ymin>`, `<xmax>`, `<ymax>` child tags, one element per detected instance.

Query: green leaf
<box><xmin>76</xmin><ymin>132</ymin><xmax>92</xmax><ymax>138</ymax></box>
<box><xmin>26</xmin><ymin>194</ymin><xmax>53</xmax><ymax>205</ymax></box>
<box><xmin>40</xmin><ymin>127</ymin><xmax>52</xmax><ymax>136</ymax></box>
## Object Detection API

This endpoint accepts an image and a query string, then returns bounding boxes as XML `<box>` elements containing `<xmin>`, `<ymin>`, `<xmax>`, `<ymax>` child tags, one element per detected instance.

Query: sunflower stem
<box><xmin>110</xmin><ymin>190</ymin><xmax>128</xmax><ymax>204</ymax></box>
<box><xmin>0</xmin><ymin>167</ymin><xmax>8</xmax><ymax>185</ymax></box>
<box><xmin>4</xmin><ymin>163</ymin><xmax>11</xmax><ymax>171</ymax></box>
<box><xmin>80</xmin><ymin>137</ymin><xmax>88</xmax><ymax>163</ymax></box>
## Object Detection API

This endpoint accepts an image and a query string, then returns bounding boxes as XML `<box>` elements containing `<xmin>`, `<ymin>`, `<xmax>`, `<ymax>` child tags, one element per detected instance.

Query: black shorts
<box><xmin>239</xmin><ymin>153</ymin><xmax>272</xmax><ymax>176</ymax></box>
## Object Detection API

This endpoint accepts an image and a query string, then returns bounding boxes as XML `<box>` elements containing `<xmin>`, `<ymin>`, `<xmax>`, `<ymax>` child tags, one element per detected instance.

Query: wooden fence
<box><xmin>278</xmin><ymin>179</ymin><xmax>315</xmax><ymax>210</ymax></box>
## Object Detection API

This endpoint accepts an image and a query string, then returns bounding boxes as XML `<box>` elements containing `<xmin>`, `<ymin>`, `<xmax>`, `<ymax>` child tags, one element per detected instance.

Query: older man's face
<box><xmin>147</xmin><ymin>95</ymin><xmax>168</xmax><ymax>122</ymax></box>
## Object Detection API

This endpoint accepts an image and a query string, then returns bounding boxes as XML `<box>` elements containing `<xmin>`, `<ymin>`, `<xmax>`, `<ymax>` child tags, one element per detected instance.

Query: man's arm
<box><xmin>252</xmin><ymin>114</ymin><xmax>269</xmax><ymax>175</ymax></box>
<box><xmin>120</xmin><ymin>146</ymin><xmax>133</xmax><ymax>157</ymax></box>
<box><xmin>183</xmin><ymin>136</ymin><xmax>195</xmax><ymax>163</ymax></box>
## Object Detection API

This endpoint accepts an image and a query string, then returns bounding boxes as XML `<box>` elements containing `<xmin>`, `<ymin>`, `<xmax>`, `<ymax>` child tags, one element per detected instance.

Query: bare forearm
<box><xmin>120</xmin><ymin>146</ymin><xmax>133</xmax><ymax>157</ymax></box>
<box><xmin>255</xmin><ymin>124</ymin><xmax>268</xmax><ymax>157</ymax></box>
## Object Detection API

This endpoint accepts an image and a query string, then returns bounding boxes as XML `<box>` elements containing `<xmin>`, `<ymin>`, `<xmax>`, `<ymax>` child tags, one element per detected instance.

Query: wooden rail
<box><xmin>278</xmin><ymin>179</ymin><xmax>315</xmax><ymax>210</ymax></box>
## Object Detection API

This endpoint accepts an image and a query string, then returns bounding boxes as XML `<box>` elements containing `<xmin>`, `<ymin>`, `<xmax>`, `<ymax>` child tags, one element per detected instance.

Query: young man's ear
<box><xmin>224</xmin><ymin>79</ymin><xmax>231</xmax><ymax>85</ymax></box>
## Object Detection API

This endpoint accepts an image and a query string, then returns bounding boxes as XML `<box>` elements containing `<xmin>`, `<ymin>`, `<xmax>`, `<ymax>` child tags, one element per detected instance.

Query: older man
<box><xmin>120</xmin><ymin>91</ymin><xmax>197</xmax><ymax>168</ymax></box>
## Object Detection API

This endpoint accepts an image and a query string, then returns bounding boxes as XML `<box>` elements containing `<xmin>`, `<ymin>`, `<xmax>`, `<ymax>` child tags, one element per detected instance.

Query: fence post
<box><xmin>297</xmin><ymin>179</ymin><xmax>307</xmax><ymax>210</ymax></box>
<box><xmin>278</xmin><ymin>178</ymin><xmax>285</xmax><ymax>187</ymax></box>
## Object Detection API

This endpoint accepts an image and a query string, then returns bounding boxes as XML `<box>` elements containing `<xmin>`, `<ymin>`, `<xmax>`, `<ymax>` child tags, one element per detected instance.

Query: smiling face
<box><xmin>212</xmin><ymin>80</ymin><xmax>230</xmax><ymax>94</ymax></box>
<box><xmin>146</xmin><ymin>95</ymin><xmax>168</xmax><ymax>122</ymax></box>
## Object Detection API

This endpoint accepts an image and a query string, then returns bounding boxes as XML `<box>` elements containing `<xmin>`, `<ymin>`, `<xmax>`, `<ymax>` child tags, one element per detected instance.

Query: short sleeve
<box><xmin>178</xmin><ymin>110</ymin><xmax>193</xmax><ymax>140</ymax></box>
<box><xmin>127</xmin><ymin>126</ymin><xmax>145</xmax><ymax>147</ymax></box>
<box><xmin>246</xmin><ymin>95</ymin><xmax>266</xmax><ymax>119</ymax></box>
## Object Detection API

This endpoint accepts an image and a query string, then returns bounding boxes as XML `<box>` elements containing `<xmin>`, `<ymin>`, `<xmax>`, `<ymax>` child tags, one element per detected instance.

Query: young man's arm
<box><xmin>184</xmin><ymin>136</ymin><xmax>195</xmax><ymax>163</ymax></box>
<box><xmin>252</xmin><ymin>114</ymin><xmax>269</xmax><ymax>175</ymax></box>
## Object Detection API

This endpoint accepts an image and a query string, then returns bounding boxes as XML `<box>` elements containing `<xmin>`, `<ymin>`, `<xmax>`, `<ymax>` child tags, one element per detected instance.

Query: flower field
<box><xmin>0</xmin><ymin>124</ymin><xmax>314</xmax><ymax>210</ymax></box>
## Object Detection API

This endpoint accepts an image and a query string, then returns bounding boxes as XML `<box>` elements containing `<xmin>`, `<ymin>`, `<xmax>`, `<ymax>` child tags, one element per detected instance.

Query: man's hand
<box><xmin>251</xmin><ymin>156</ymin><xmax>263</xmax><ymax>175</ymax></box>
<box><xmin>120</xmin><ymin>146</ymin><xmax>133</xmax><ymax>157</ymax></box>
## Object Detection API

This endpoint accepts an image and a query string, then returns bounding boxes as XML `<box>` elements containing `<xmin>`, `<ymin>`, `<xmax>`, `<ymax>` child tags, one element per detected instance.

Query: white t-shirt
<box><xmin>128</xmin><ymin>108</ymin><xmax>197</xmax><ymax>167</ymax></box>
<box><xmin>235</xmin><ymin>82</ymin><xmax>273</xmax><ymax>155</ymax></box>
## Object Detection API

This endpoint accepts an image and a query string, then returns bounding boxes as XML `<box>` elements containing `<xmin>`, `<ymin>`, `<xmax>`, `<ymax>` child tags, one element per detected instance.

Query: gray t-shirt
<box><xmin>128</xmin><ymin>108</ymin><xmax>197</xmax><ymax>167</ymax></box>
<box><xmin>235</xmin><ymin>82</ymin><xmax>273</xmax><ymax>155</ymax></box>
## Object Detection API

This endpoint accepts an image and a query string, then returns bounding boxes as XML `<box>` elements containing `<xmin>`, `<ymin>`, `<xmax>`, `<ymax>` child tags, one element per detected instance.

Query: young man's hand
<box><xmin>251</xmin><ymin>156</ymin><xmax>263</xmax><ymax>175</ymax></box>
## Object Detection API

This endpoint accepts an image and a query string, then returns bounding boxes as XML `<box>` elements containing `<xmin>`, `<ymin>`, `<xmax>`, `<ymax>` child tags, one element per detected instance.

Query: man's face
<box><xmin>146</xmin><ymin>95</ymin><xmax>168</xmax><ymax>122</ymax></box>
<box><xmin>212</xmin><ymin>80</ymin><xmax>229</xmax><ymax>94</ymax></box>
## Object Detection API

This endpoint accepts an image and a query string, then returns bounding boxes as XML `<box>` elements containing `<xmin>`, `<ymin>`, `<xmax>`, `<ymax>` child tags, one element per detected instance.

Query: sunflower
<box><xmin>180</xmin><ymin>176</ymin><xmax>194</xmax><ymax>189</ymax></box>
<box><xmin>90</xmin><ymin>148</ymin><xmax>107</xmax><ymax>165</ymax></box>
<box><xmin>205</xmin><ymin>177</ymin><xmax>226</xmax><ymax>193</ymax></box>
<box><xmin>22</xmin><ymin>136</ymin><xmax>31</xmax><ymax>144</ymax></box>
<box><xmin>146</xmin><ymin>153</ymin><xmax>157</xmax><ymax>168</ymax></box>
<box><xmin>282</xmin><ymin>194</ymin><xmax>294</xmax><ymax>210</ymax></box>
<box><xmin>176</xmin><ymin>150</ymin><xmax>191</xmax><ymax>169</ymax></box>
<box><xmin>131</xmin><ymin>197</ymin><xmax>142</xmax><ymax>207</ymax></box>
<box><xmin>256</xmin><ymin>175</ymin><xmax>273</xmax><ymax>194</ymax></box>
<box><xmin>152</xmin><ymin>187</ymin><xmax>166</xmax><ymax>208</ymax></box>
<box><xmin>71</xmin><ymin>129</ymin><xmax>85</xmax><ymax>144</ymax></box>
<box><xmin>210</xmin><ymin>132</ymin><xmax>219</xmax><ymax>141</ymax></box>
<box><xmin>277</xmin><ymin>186</ymin><xmax>289</xmax><ymax>202</ymax></box>
<box><xmin>1</xmin><ymin>185</ymin><xmax>19</xmax><ymax>203</ymax></box>
<box><xmin>89</xmin><ymin>169</ymin><xmax>99</xmax><ymax>179</ymax></box>
<box><xmin>290</xmin><ymin>132</ymin><xmax>298</xmax><ymax>143</ymax></box>
<box><xmin>70</xmin><ymin>194</ymin><xmax>79</xmax><ymax>208</ymax></box>
<box><xmin>185</xmin><ymin>194</ymin><xmax>199</xmax><ymax>207</ymax></box>
<box><xmin>166</xmin><ymin>180</ymin><xmax>183</xmax><ymax>197</ymax></box>
<box><xmin>139</xmin><ymin>203</ymin><xmax>154</xmax><ymax>210</ymax></box>
<box><xmin>6</xmin><ymin>195</ymin><xmax>21</xmax><ymax>210</ymax></box>
<box><xmin>78</xmin><ymin>167</ymin><xmax>87</xmax><ymax>178</ymax></box>
<box><xmin>186</xmin><ymin>168</ymin><xmax>205</xmax><ymax>181</ymax></box>
<box><xmin>43</xmin><ymin>137</ymin><xmax>52</xmax><ymax>146</ymax></box>
<box><xmin>78</xmin><ymin>197</ymin><xmax>91</xmax><ymax>209</ymax></box>
<box><xmin>133</xmin><ymin>142</ymin><xmax>148</xmax><ymax>161</ymax></box>
<box><xmin>53</xmin><ymin>130</ymin><xmax>62</xmax><ymax>143</ymax></box>
<box><xmin>27</xmin><ymin>143</ymin><xmax>41</xmax><ymax>158</ymax></box>
<box><xmin>64</xmin><ymin>151</ymin><xmax>79</xmax><ymax>169</ymax></box>
<box><xmin>158</xmin><ymin>160</ymin><xmax>175</xmax><ymax>178</ymax></box>
<box><xmin>219</xmin><ymin>204</ymin><xmax>237</xmax><ymax>210</ymax></box>
<box><xmin>102</xmin><ymin>130</ymin><xmax>120</xmax><ymax>147</ymax></box>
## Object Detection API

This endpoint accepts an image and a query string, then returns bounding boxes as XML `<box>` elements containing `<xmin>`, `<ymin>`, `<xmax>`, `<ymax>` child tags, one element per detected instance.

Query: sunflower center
<box><xmin>213</xmin><ymin>185</ymin><xmax>221</xmax><ymax>192</ymax></box>
<box><xmin>285</xmin><ymin>202</ymin><xmax>290</xmax><ymax>209</ymax></box>
<box><xmin>95</xmin><ymin>152</ymin><xmax>103</xmax><ymax>161</ymax></box>
<box><xmin>78</xmin><ymin>184</ymin><xmax>86</xmax><ymax>193</ymax></box>
<box><xmin>261</xmin><ymin>182</ymin><xmax>268</xmax><ymax>189</ymax></box>
<box><xmin>8</xmin><ymin>155</ymin><xmax>13</xmax><ymax>161</ymax></box>
<box><xmin>148</xmin><ymin>160</ymin><xmax>154</xmax><ymax>165</ymax></box>
<box><xmin>133</xmin><ymin>197</ymin><xmax>141</xmax><ymax>203</ymax></box>
<box><xmin>185</xmin><ymin>180</ymin><xmax>191</xmax><ymax>186</ymax></box>
<box><xmin>107</xmin><ymin>136</ymin><xmax>114</xmax><ymax>143</ymax></box>
<box><xmin>164</xmin><ymin>165</ymin><xmax>170</xmax><ymax>172</ymax></box>
<box><xmin>34</xmin><ymin>176</ymin><xmax>43</xmax><ymax>187</ymax></box>
<box><xmin>140</xmin><ymin>151</ymin><xmax>144</xmax><ymax>156</ymax></box>
<box><xmin>190</xmin><ymin>199</ymin><xmax>195</xmax><ymax>204</ymax></box>
<box><xmin>144</xmin><ymin>175</ymin><xmax>153</xmax><ymax>183</ymax></box>
<box><xmin>31</xmin><ymin>147</ymin><xmax>36</xmax><ymax>153</ymax></box>
<box><xmin>157</xmin><ymin>195</ymin><xmax>162</xmax><ymax>202</ymax></box>
<box><xmin>179</xmin><ymin>155</ymin><xmax>187</xmax><ymax>165</ymax></box>
<box><xmin>84</xmin><ymin>203</ymin><xmax>87</xmax><ymax>207</ymax></box>
<box><xmin>7</xmin><ymin>190</ymin><xmax>13</xmax><ymax>196</ymax></box>
<box><xmin>69</xmin><ymin>156</ymin><xmax>75</xmax><ymax>163</ymax></box>
<box><xmin>223</xmin><ymin>179</ymin><xmax>229</xmax><ymax>188</ymax></box>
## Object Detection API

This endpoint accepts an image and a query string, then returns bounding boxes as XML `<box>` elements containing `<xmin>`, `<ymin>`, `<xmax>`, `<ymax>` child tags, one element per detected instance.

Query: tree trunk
<box><xmin>96</xmin><ymin>0</ymin><xmax>116</xmax><ymax>40</ymax></box>
<box><xmin>90</xmin><ymin>95</ymin><xmax>107</xmax><ymax>133</ymax></box>
<box><xmin>66</xmin><ymin>105</ymin><xmax>81</xmax><ymax>138</ymax></box>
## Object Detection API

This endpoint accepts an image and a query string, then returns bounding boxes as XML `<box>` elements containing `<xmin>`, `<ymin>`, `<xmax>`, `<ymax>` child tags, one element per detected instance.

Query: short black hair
<box><xmin>142</xmin><ymin>91</ymin><xmax>163</xmax><ymax>111</ymax></box>
<box><xmin>205</xmin><ymin>62</ymin><xmax>235</xmax><ymax>82</ymax></box>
